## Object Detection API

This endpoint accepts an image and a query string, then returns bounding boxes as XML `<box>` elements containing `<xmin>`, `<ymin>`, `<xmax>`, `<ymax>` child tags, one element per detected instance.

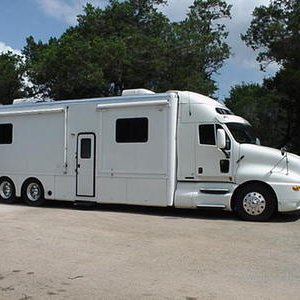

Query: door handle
<box><xmin>77</xmin><ymin>164</ymin><xmax>81</xmax><ymax>168</ymax></box>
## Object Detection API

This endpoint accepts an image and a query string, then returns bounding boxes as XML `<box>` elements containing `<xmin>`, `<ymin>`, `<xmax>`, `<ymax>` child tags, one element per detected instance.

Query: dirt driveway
<box><xmin>0</xmin><ymin>202</ymin><xmax>299</xmax><ymax>300</ymax></box>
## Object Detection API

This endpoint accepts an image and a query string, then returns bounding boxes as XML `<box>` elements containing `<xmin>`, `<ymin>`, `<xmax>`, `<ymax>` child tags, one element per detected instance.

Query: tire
<box><xmin>22</xmin><ymin>179</ymin><xmax>45</xmax><ymax>206</ymax></box>
<box><xmin>234</xmin><ymin>183</ymin><xmax>276</xmax><ymax>221</ymax></box>
<box><xmin>0</xmin><ymin>177</ymin><xmax>17</xmax><ymax>204</ymax></box>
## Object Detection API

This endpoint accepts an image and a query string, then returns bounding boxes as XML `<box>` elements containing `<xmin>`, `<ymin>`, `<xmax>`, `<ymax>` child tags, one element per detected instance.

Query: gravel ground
<box><xmin>0</xmin><ymin>202</ymin><xmax>300</xmax><ymax>300</ymax></box>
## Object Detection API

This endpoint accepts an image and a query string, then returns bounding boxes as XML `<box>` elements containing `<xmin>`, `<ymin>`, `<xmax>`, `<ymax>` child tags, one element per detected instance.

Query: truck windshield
<box><xmin>226</xmin><ymin>123</ymin><xmax>257</xmax><ymax>144</ymax></box>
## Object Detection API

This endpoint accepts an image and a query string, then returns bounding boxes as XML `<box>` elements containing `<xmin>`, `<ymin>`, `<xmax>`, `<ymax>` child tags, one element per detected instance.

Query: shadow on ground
<box><xmin>3</xmin><ymin>198</ymin><xmax>299</xmax><ymax>223</ymax></box>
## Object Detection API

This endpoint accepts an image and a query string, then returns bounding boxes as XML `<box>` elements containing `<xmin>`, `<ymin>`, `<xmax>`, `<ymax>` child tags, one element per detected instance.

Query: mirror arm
<box><xmin>221</xmin><ymin>149</ymin><xmax>230</xmax><ymax>159</ymax></box>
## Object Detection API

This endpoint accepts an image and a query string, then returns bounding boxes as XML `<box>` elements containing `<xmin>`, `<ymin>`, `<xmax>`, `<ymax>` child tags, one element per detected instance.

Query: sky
<box><xmin>0</xmin><ymin>0</ymin><xmax>278</xmax><ymax>99</ymax></box>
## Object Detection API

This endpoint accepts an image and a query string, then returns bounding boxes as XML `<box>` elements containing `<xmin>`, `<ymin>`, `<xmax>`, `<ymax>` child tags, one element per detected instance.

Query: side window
<box><xmin>116</xmin><ymin>118</ymin><xmax>148</xmax><ymax>143</ymax></box>
<box><xmin>0</xmin><ymin>123</ymin><xmax>13</xmax><ymax>144</ymax></box>
<box><xmin>80</xmin><ymin>138</ymin><xmax>91</xmax><ymax>159</ymax></box>
<box><xmin>199</xmin><ymin>124</ymin><xmax>216</xmax><ymax>145</ymax></box>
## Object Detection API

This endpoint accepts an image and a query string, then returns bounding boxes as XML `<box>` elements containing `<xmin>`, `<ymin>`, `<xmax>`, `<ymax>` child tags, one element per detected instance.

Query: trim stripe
<box><xmin>96</xmin><ymin>100</ymin><xmax>168</xmax><ymax>109</ymax></box>
<box><xmin>200</xmin><ymin>189</ymin><xmax>229</xmax><ymax>195</ymax></box>
<box><xmin>196</xmin><ymin>204</ymin><xmax>226</xmax><ymax>209</ymax></box>
<box><xmin>0</xmin><ymin>107</ymin><xmax>65</xmax><ymax>116</ymax></box>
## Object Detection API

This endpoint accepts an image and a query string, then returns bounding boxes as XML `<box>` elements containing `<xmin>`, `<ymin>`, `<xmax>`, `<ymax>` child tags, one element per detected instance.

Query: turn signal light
<box><xmin>292</xmin><ymin>186</ymin><xmax>300</xmax><ymax>191</ymax></box>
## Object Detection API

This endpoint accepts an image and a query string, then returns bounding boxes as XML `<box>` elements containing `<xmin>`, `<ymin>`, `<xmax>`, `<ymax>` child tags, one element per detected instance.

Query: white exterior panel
<box><xmin>1</xmin><ymin>89</ymin><xmax>300</xmax><ymax>219</ymax></box>
<box><xmin>96</xmin><ymin>96</ymin><xmax>176</xmax><ymax>206</ymax></box>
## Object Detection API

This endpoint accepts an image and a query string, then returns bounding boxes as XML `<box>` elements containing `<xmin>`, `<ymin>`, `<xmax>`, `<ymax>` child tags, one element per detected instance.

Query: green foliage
<box><xmin>225</xmin><ymin>83</ymin><xmax>287</xmax><ymax>148</ymax></box>
<box><xmin>22</xmin><ymin>0</ymin><xmax>231</xmax><ymax>100</ymax></box>
<box><xmin>263</xmin><ymin>64</ymin><xmax>300</xmax><ymax>154</ymax></box>
<box><xmin>0</xmin><ymin>52</ymin><xmax>25</xmax><ymax>104</ymax></box>
<box><xmin>241</xmin><ymin>0</ymin><xmax>300</xmax><ymax>154</ymax></box>
<box><xmin>242</xmin><ymin>0</ymin><xmax>300</xmax><ymax>68</ymax></box>
<box><xmin>166</xmin><ymin>0</ymin><xmax>231</xmax><ymax>94</ymax></box>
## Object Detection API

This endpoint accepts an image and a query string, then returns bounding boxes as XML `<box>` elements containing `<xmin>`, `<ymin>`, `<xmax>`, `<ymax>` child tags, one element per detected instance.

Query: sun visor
<box><xmin>215</xmin><ymin>114</ymin><xmax>250</xmax><ymax>125</ymax></box>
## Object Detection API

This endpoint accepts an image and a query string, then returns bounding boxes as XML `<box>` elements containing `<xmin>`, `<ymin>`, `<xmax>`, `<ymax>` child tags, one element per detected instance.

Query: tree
<box><xmin>225</xmin><ymin>83</ymin><xmax>286</xmax><ymax>148</ymax></box>
<box><xmin>167</xmin><ymin>0</ymin><xmax>231</xmax><ymax>94</ymax></box>
<box><xmin>23</xmin><ymin>0</ymin><xmax>231</xmax><ymax>100</ymax></box>
<box><xmin>241</xmin><ymin>0</ymin><xmax>300</xmax><ymax>153</ymax></box>
<box><xmin>23</xmin><ymin>1</ymin><xmax>171</xmax><ymax>99</ymax></box>
<box><xmin>242</xmin><ymin>0</ymin><xmax>300</xmax><ymax>68</ymax></box>
<box><xmin>0</xmin><ymin>52</ymin><xmax>24</xmax><ymax>104</ymax></box>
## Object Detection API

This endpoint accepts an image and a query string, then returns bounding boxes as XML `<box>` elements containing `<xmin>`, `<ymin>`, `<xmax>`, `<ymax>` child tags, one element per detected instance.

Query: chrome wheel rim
<box><xmin>0</xmin><ymin>181</ymin><xmax>13</xmax><ymax>199</ymax></box>
<box><xmin>27</xmin><ymin>183</ymin><xmax>41</xmax><ymax>202</ymax></box>
<box><xmin>243</xmin><ymin>192</ymin><xmax>266</xmax><ymax>216</ymax></box>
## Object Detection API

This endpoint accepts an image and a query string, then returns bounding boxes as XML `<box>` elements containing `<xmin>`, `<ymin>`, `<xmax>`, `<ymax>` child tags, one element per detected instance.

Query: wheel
<box><xmin>234</xmin><ymin>184</ymin><xmax>276</xmax><ymax>221</ymax></box>
<box><xmin>0</xmin><ymin>177</ymin><xmax>16</xmax><ymax>204</ymax></box>
<box><xmin>22</xmin><ymin>179</ymin><xmax>45</xmax><ymax>206</ymax></box>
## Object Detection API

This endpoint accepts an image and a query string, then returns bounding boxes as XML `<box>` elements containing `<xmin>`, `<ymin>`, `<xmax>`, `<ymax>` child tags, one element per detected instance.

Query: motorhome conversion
<box><xmin>0</xmin><ymin>89</ymin><xmax>300</xmax><ymax>221</ymax></box>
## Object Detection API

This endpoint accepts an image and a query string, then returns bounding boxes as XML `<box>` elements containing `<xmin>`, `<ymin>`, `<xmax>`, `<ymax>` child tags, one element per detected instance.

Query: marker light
<box><xmin>292</xmin><ymin>186</ymin><xmax>300</xmax><ymax>191</ymax></box>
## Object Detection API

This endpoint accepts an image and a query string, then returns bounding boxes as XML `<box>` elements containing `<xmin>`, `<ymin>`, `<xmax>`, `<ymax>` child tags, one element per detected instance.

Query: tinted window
<box><xmin>116</xmin><ymin>118</ymin><xmax>148</xmax><ymax>143</ymax></box>
<box><xmin>81</xmin><ymin>138</ymin><xmax>91</xmax><ymax>159</ymax></box>
<box><xmin>0</xmin><ymin>124</ymin><xmax>13</xmax><ymax>144</ymax></box>
<box><xmin>226</xmin><ymin>123</ymin><xmax>257</xmax><ymax>144</ymax></box>
<box><xmin>216</xmin><ymin>108</ymin><xmax>233</xmax><ymax>115</ymax></box>
<box><xmin>199</xmin><ymin>124</ymin><xmax>216</xmax><ymax>145</ymax></box>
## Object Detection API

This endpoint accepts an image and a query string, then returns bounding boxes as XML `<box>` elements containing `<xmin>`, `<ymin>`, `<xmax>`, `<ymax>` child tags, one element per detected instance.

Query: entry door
<box><xmin>195</xmin><ymin>124</ymin><xmax>233</xmax><ymax>182</ymax></box>
<box><xmin>76</xmin><ymin>133</ymin><xmax>96</xmax><ymax>197</ymax></box>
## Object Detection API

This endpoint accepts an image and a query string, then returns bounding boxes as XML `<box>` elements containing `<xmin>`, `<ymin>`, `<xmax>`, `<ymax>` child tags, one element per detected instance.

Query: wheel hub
<box><xmin>0</xmin><ymin>181</ymin><xmax>12</xmax><ymax>199</ymax></box>
<box><xmin>243</xmin><ymin>192</ymin><xmax>266</xmax><ymax>216</ymax></box>
<box><xmin>27</xmin><ymin>183</ymin><xmax>41</xmax><ymax>202</ymax></box>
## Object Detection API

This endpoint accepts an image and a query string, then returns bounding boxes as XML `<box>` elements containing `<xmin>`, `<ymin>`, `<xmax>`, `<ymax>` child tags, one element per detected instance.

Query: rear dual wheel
<box><xmin>0</xmin><ymin>177</ymin><xmax>16</xmax><ymax>204</ymax></box>
<box><xmin>0</xmin><ymin>177</ymin><xmax>45</xmax><ymax>206</ymax></box>
<box><xmin>22</xmin><ymin>179</ymin><xmax>45</xmax><ymax>206</ymax></box>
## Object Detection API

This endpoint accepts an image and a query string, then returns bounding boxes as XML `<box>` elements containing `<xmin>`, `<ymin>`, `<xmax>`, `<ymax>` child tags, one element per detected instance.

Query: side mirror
<box><xmin>217</xmin><ymin>129</ymin><xmax>226</xmax><ymax>149</ymax></box>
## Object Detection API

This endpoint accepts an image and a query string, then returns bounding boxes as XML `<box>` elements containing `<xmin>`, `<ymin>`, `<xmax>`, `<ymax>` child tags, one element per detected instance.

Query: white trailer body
<box><xmin>0</xmin><ymin>91</ymin><xmax>177</xmax><ymax>208</ymax></box>
<box><xmin>1</xmin><ymin>89</ymin><xmax>300</xmax><ymax>221</ymax></box>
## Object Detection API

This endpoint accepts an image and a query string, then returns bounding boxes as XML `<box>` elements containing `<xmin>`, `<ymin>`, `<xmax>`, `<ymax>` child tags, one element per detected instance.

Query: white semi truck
<box><xmin>0</xmin><ymin>89</ymin><xmax>300</xmax><ymax>221</ymax></box>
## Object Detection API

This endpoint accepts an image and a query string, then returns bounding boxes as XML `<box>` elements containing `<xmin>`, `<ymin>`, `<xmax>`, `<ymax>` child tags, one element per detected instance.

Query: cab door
<box><xmin>195</xmin><ymin>124</ymin><xmax>233</xmax><ymax>182</ymax></box>
<box><xmin>76</xmin><ymin>133</ymin><xmax>96</xmax><ymax>197</ymax></box>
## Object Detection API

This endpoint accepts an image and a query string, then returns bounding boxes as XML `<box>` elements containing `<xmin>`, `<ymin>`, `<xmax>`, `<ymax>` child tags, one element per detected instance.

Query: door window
<box><xmin>199</xmin><ymin>124</ymin><xmax>216</xmax><ymax>145</ymax></box>
<box><xmin>80</xmin><ymin>138</ymin><xmax>91</xmax><ymax>159</ymax></box>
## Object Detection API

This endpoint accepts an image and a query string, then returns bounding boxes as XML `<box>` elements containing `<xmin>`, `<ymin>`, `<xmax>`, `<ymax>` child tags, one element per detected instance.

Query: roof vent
<box><xmin>122</xmin><ymin>89</ymin><xmax>155</xmax><ymax>96</ymax></box>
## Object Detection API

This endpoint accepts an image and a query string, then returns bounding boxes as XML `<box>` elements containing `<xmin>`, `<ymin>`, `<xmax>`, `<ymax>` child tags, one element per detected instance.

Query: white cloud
<box><xmin>161</xmin><ymin>0</ymin><xmax>278</xmax><ymax>72</ymax></box>
<box><xmin>35</xmin><ymin>0</ymin><xmax>109</xmax><ymax>25</ymax></box>
<box><xmin>0</xmin><ymin>41</ymin><xmax>21</xmax><ymax>56</ymax></box>
<box><xmin>159</xmin><ymin>0</ymin><xmax>192</xmax><ymax>22</ymax></box>
<box><xmin>159</xmin><ymin>0</ymin><xmax>278</xmax><ymax>97</ymax></box>
<box><xmin>36</xmin><ymin>0</ymin><xmax>187</xmax><ymax>24</ymax></box>
<box><xmin>33</xmin><ymin>0</ymin><xmax>278</xmax><ymax>98</ymax></box>
<box><xmin>225</xmin><ymin>0</ymin><xmax>271</xmax><ymax>68</ymax></box>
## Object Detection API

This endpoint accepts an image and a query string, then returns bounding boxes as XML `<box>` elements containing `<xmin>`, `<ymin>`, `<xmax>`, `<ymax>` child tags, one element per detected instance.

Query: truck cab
<box><xmin>175</xmin><ymin>91</ymin><xmax>300</xmax><ymax>221</ymax></box>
